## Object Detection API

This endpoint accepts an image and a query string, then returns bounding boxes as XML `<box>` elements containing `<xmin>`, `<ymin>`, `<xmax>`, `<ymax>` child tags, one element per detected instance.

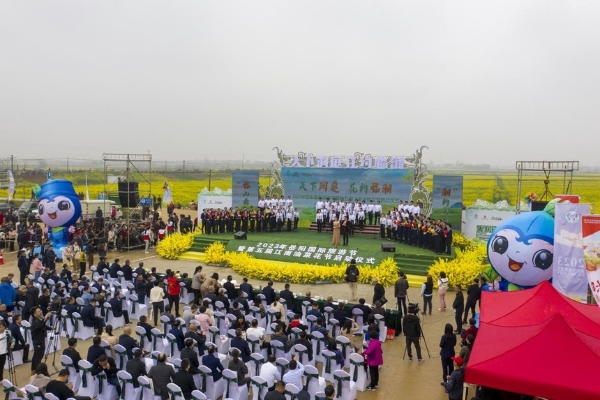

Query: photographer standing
<box><xmin>31</xmin><ymin>307</ymin><xmax>54</xmax><ymax>373</ymax></box>
<box><xmin>0</xmin><ymin>321</ymin><xmax>15</xmax><ymax>380</ymax></box>
<box><xmin>402</xmin><ymin>304</ymin><xmax>423</xmax><ymax>363</ymax></box>
<box><xmin>345</xmin><ymin>259</ymin><xmax>359</xmax><ymax>301</ymax></box>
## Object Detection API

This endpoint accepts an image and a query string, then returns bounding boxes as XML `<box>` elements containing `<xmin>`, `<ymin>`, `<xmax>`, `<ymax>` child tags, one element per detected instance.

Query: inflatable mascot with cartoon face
<box><xmin>35</xmin><ymin>179</ymin><xmax>82</xmax><ymax>253</ymax></box>
<box><xmin>482</xmin><ymin>199</ymin><xmax>560</xmax><ymax>291</ymax></box>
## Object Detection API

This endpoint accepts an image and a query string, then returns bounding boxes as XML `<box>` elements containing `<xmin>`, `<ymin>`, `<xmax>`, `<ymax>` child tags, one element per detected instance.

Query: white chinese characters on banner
<box><xmin>236</xmin><ymin>242</ymin><xmax>376</xmax><ymax>265</ymax></box>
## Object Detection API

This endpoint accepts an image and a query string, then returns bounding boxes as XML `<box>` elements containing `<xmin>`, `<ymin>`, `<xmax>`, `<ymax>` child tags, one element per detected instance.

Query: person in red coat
<box><xmin>167</xmin><ymin>271</ymin><xmax>181</xmax><ymax>317</ymax></box>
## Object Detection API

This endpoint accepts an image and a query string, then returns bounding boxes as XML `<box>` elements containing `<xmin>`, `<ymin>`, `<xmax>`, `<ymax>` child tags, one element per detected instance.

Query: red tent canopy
<box><xmin>466</xmin><ymin>282</ymin><xmax>600</xmax><ymax>400</ymax></box>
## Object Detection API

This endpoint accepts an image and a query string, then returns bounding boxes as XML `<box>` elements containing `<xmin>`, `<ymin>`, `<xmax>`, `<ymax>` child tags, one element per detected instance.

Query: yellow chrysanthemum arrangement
<box><xmin>204</xmin><ymin>242</ymin><xmax>398</xmax><ymax>286</ymax></box>
<box><xmin>428</xmin><ymin>242</ymin><xmax>489</xmax><ymax>289</ymax></box>
<box><xmin>156</xmin><ymin>232</ymin><xmax>195</xmax><ymax>259</ymax></box>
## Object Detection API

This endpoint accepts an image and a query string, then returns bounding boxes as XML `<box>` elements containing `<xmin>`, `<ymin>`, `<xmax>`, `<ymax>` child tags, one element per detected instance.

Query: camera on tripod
<box><xmin>408</xmin><ymin>302</ymin><xmax>420</xmax><ymax>314</ymax></box>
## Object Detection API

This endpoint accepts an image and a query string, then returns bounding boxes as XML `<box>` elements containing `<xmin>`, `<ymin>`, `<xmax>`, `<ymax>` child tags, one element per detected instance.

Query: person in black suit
<box><xmin>262</xmin><ymin>281</ymin><xmax>275</xmax><ymax>305</ymax></box>
<box><xmin>223</xmin><ymin>275</ymin><xmax>236</xmax><ymax>300</ymax></box>
<box><xmin>332</xmin><ymin>302</ymin><xmax>349</xmax><ymax>323</ymax></box>
<box><xmin>230</xmin><ymin>328</ymin><xmax>251</xmax><ymax>363</ymax></box>
<box><xmin>24</xmin><ymin>280</ymin><xmax>40</xmax><ymax>322</ymax></box>
<box><xmin>239</xmin><ymin>278</ymin><xmax>253</xmax><ymax>299</ymax></box>
<box><xmin>445</xmin><ymin>223</ymin><xmax>453</xmax><ymax>255</ymax></box>
<box><xmin>125</xmin><ymin>349</ymin><xmax>147</xmax><ymax>388</ymax></box>
<box><xmin>180</xmin><ymin>338</ymin><xmax>200</xmax><ymax>374</ymax></box>
<box><xmin>233</xmin><ymin>292</ymin><xmax>249</xmax><ymax>314</ymax></box>
<box><xmin>91</xmin><ymin>354</ymin><xmax>121</xmax><ymax>396</ymax></box>
<box><xmin>121</xmin><ymin>260</ymin><xmax>133</xmax><ymax>281</ymax></box>
<box><xmin>230</xmin><ymin>302</ymin><xmax>245</xmax><ymax>321</ymax></box>
<box><xmin>452</xmin><ymin>285</ymin><xmax>465</xmax><ymax>334</ymax></box>
<box><xmin>81</xmin><ymin>298</ymin><xmax>105</xmax><ymax>335</ymax></box>
<box><xmin>86</xmin><ymin>336</ymin><xmax>105</xmax><ymax>364</ymax></box>
<box><xmin>9</xmin><ymin>315</ymin><xmax>30</xmax><ymax>362</ymax></box>
<box><xmin>201</xmin><ymin>345</ymin><xmax>224</xmax><ymax>382</ymax></box>
<box><xmin>173</xmin><ymin>358</ymin><xmax>196</xmax><ymax>399</ymax></box>
<box><xmin>118</xmin><ymin>327</ymin><xmax>138</xmax><ymax>359</ymax></box>
<box><xmin>137</xmin><ymin>315</ymin><xmax>153</xmax><ymax>343</ymax></box>
<box><xmin>108</xmin><ymin>291</ymin><xmax>130</xmax><ymax>325</ymax></box>
<box><xmin>279</xmin><ymin>283</ymin><xmax>295</xmax><ymax>313</ymax></box>
<box><xmin>134</xmin><ymin>262</ymin><xmax>147</xmax><ymax>279</ymax></box>
<box><xmin>46</xmin><ymin>369</ymin><xmax>91</xmax><ymax>400</ymax></box>
<box><xmin>214</xmin><ymin>289</ymin><xmax>230</xmax><ymax>312</ymax></box>
<box><xmin>265</xmin><ymin>381</ymin><xmax>286</xmax><ymax>400</ymax></box>
<box><xmin>63</xmin><ymin>338</ymin><xmax>82</xmax><ymax>370</ymax></box>
<box><xmin>183</xmin><ymin>324</ymin><xmax>206</xmax><ymax>353</ymax></box>
<box><xmin>372</xmin><ymin>279</ymin><xmax>386</xmax><ymax>305</ymax></box>
<box><xmin>109</xmin><ymin>259</ymin><xmax>121</xmax><ymax>279</ymax></box>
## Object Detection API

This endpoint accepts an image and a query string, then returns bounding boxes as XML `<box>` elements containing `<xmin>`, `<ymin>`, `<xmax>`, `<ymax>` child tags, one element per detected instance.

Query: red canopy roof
<box><xmin>466</xmin><ymin>282</ymin><xmax>600</xmax><ymax>400</ymax></box>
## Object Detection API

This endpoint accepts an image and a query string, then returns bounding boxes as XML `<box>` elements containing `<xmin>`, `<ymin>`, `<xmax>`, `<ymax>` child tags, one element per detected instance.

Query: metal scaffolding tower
<box><xmin>515</xmin><ymin>161</ymin><xmax>579</xmax><ymax>214</ymax></box>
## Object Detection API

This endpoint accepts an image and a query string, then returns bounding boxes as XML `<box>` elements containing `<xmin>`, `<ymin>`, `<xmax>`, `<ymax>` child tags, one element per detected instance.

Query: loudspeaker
<box><xmin>118</xmin><ymin>181</ymin><xmax>140</xmax><ymax>208</ymax></box>
<box><xmin>530</xmin><ymin>200</ymin><xmax>549</xmax><ymax>211</ymax></box>
<box><xmin>234</xmin><ymin>231</ymin><xmax>247</xmax><ymax>240</ymax></box>
<box><xmin>381</xmin><ymin>243</ymin><xmax>396</xmax><ymax>252</ymax></box>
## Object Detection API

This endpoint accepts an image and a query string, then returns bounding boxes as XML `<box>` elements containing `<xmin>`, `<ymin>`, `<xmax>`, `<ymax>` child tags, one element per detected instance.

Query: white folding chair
<box><xmin>138</xmin><ymin>376</ymin><xmax>162</xmax><ymax>400</ymax></box>
<box><xmin>71</xmin><ymin>312</ymin><xmax>95</xmax><ymax>340</ymax></box>
<box><xmin>113</xmin><ymin>344</ymin><xmax>127</xmax><ymax>369</ymax></box>
<box><xmin>310</xmin><ymin>331</ymin><xmax>326</xmax><ymax>364</ymax></box>
<box><xmin>285</xmin><ymin>383</ymin><xmax>301</xmax><ymax>400</ymax></box>
<box><xmin>2</xmin><ymin>379</ymin><xmax>25</xmax><ymax>400</ymax></box>
<box><xmin>374</xmin><ymin>314</ymin><xmax>386</xmax><ymax>343</ymax></box>
<box><xmin>24</xmin><ymin>385</ymin><xmax>44</xmax><ymax>400</ymax></box>
<box><xmin>135</xmin><ymin>325</ymin><xmax>152</xmax><ymax>353</ymax></box>
<box><xmin>275</xmin><ymin>357</ymin><xmax>289</xmax><ymax>380</ymax></box>
<box><xmin>117</xmin><ymin>370</ymin><xmax>139</xmax><ymax>400</ymax></box>
<box><xmin>249</xmin><ymin>352</ymin><xmax>266</xmax><ymax>377</ymax></box>
<box><xmin>60</xmin><ymin>355</ymin><xmax>81</xmax><ymax>391</ymax></box>
<box><xmin>78</xmin><ymin>359</ymin><xmax>99</xmax><ymax>398</ymax></box>
<box><xmin>222</xmin><ymin>369</ymin><xmax>248</xmax><ymax>400</ymax></box>
<box><xmin>105</xmin><ymin>303</ymin><xmax>124</xmax><ymax>330</ymax></box>
<box><xmin>166</xmin><ymin>333</ymin><xmax>181</xmax><ymax>359</ymax></box>
<box><xmin>332</xmin><ymin>369</ymin><xmax>356</xmax><ymax>400</ymax></box>
<box><xmin>336</xmin><ymin>335</ymin><xmax>352</xmax><ymax>363</ymax></box>
<box><xmin>150</xmin><ymin>328</ymin><xmax>166</xmax><ymax>352</ymax></box>
<box><xmin>304</xmin><ymin>365</ymin><xmax>326</xmax><ymax>396</ymax></box>
<box><xmin>191</xmin><ymin>390</ymin><xmax>207</xmax><ymax>400</ymax></box>
<box><xmin>293</xmin><ymin>343</ymin><xmax>314</xmax><ymax>367</ymax></box>
<box><xmin>250</xmin><ymin>376</ymin><xmax>268</xmax><ymax>400</ymax></box>
<box><xmin>348</xmin><ymin>353</ymin><xmax>368</xmax><ymax>392</ymax></box>
<box><xmin>198</xmin><ymin>365</ymin><xmax>225</xmax><ymax>400</ymax></box>
<box><xmin>321</xmin><ymin>350</ymin><xmax>338</xmax><ymax>383</ymax></box>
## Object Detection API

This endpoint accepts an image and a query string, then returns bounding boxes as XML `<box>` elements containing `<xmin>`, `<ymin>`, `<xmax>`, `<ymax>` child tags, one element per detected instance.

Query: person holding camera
<box><xmin>403</xmin><ymin>304</ymin><xmax>424</xmax><ymax>363</ymax></box>
<box><xmin>0</xmin><ymin>321</ymin><xmax>15</xmax><ymax>380</ymax></box>
<box><xmin>345</xmin><ymin>259</ymin><xmax>359</xmax><ymax>301</ymax></box>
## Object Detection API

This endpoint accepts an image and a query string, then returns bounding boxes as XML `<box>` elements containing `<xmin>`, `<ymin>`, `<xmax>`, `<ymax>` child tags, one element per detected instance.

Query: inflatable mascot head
<box><xmin>485</xmin><ymin>199</ymin><xmax>559</xmax><ymax>290</ymax></box>
<box><xmin>35</xmin><ymin>179</ymin><xmax>81</xmax><ymax>250</ymax></box>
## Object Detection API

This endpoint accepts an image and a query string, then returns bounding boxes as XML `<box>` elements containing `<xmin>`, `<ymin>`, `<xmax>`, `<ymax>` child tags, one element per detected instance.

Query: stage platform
<box><xmin>178</xmin><ymin>228</ymin><xmax>455</xmax><ymax>276</ymax></box>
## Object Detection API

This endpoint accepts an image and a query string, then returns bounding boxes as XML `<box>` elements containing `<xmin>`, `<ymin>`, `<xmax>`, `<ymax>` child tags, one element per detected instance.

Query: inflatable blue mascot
<box><xmin>35</xmin><ymin>179</ymin><xmax>81</xmax><ymax>253</ymax></box>
<box><xmin>482</xmin><ymin>199</ymin><xmax>560</xmax><ymax>291</ymax></box>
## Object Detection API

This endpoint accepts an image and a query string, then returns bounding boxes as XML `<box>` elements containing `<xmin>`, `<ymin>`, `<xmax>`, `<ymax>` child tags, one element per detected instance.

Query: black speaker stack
<box><xmin>118</xmin><ymin>181</ymin><xmax>140</xmax><ymax>208</ymax></box>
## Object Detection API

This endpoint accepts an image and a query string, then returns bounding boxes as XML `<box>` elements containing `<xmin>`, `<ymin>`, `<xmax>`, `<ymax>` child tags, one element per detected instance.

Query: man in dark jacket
<box><xmin>31</xmin><ymin>307</ymin><xmax>53</xmax><ymax>372</ymax></box>
<box><xmin>239</xmin><ymin>278</ymin><xmax>253</xmax><ymax>299</ymax></box>
<box><xmin>372</xmin><ymin>278</ymin><xmax>385</xmax><ymax>305</ymax></box>
<box><xmin>180</xmin><ymin>338</ymin><xmax>200</xmax><ymax>374</ymax></box>
<box><xmin>86</xmin><ymin>336</ymin><xmax>105</xmax><ymax>364</ymax></box>
<box><xmin>183</xmin><ymin>324</ymin><xmax>206</xmax><ymax>353</ymax></box>
<box><xmin>18</xmin><ymin>250</ymin><xmax>29</xmax><ymax>286</ymax></box>
<box><xmin>9</xmin><ymin>315</ymin><xmax>30</xmax><ymax>362</ymax></box>
<box><xmin>453</xmin><ymin>285</ymin><xmax>465</xmax><ymax>334</ymax></box>
<box><xmin>402</xmin><ymin>304</ymin><xmax>423</xmax><ymax>362</ymax></box>
<box><xmin>279</xmin><ymin>283</ymin><xmax>296</xmax><ymax>313</ymax></box>
<box><xmin>332</xmin><ymin>302</ymin><xmax>348</xmax><ymax>324</ymax></box>
<box><xmin>262</xmin><ymin>281</ymin><xmax>275</xmax><ymax>305</ymax></box>
<box><xmin>230</xmin><ymin>328</ymin><xmax>251</xmax><ymax>363</ymax></box>
<box><xmin>46</xmin><ymin>369</ymin><xmax>91</xmax><ymax>400</ymax></box>
<box><xmin>91</xmin><ymin>354</ymin><xmax>121</xmax><ymax>396</ymax></box>
<box><xmin>148</xmin><ymin>353</ymin><xmax>175</xmax><ymax>400</ymax></box>
<box><xmin>118</xmin><ymin>326</ymin><xmax>138</xmax><ymax>359</ymax></box>
<box><xmin>63</xmin><ymin>337</ymin><xmax>82</xmax><ymax>370</ymax></box>
<box><xmin>137</xmin><ymin>315</ymin><xmax>153</xmax><ymax>343</ymax></box>
<box><xmin>81</xmin><ymin>298</ymin><xmax>105</xmax><ymax>335</ymax></box>
<box><xmin>201</xmin><ymin>345</ymin><xmax>224</xmax><ymax>382</ymax></box>
<box><xmin>463</xmin><ymin>279</ymin><xmax>480</xmax><ymax>324</ymax></box>
<box><xmin>173</xmin><ymin>358</ymin><xmax>196</xmax><ymax>399</ymax></box>
<box><xmin>109</xmin><ymin>259</ymin><xmax>121</xmax><ymax>279</ymax></box>
<box><xmin>394</xmin><ymin>272</ymin><xmax>409</xmax><ymax>318</ymax></box>
<box><xmin>108</xmin><ymin>291</ymin><xmax>130</xmax><ymax>325</ymax></box>
<box><xmin>214</xmin><ymin>288</ymin><xmax>230</xmax><ymax>312</ymax></box>
<box><xmin>125</xmin><ymin>349</ymin><xmax>147</xmax><ymax>388</ymax></box>
<box><xmin>24</xmin><ymin>280</ymin><xmax>40</xmax><ymax>321</ymax></box>
<box><xmin>121</xmin><ymin>260</ymin><xmax>133</xmax><ymax>281</ymax></box>
<box><xmin>222</xmin><ymin>275</ymin><xmax>236</xmax><ymax>300</ymax></box>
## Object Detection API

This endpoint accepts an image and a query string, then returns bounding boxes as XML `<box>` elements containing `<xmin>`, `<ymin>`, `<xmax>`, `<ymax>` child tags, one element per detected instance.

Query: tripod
<box><xmin>401</xmin><ymin>303</ymin><xmax>432</xmax><ymax>360</ymax></box>
<box><xmin>6</xmin><ymin>348</ymin><xmax>17</xmax><ymax>385</ymax></box>
<box><xmin>43</xmin><ymin>312</ymin><xmax>63</xmax><ymax>375</ymax></box>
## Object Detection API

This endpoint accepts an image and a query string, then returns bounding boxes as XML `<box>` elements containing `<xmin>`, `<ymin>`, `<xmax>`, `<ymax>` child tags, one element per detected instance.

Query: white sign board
<box><xmin>197</xmin><ymin>187</ymin><xmax>232</xmax><ymax>220</ymax></box>
<box><xmin>463</xmin><ymin>208</ymin><xmax>517</xmax><ymax>240</ymax></box>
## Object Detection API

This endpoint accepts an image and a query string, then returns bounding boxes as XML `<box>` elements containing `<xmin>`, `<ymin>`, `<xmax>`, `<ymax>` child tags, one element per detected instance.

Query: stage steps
<box><xmin>394</xmin><ymin>252</ymin><xmax>453</xmax><ymax>276</ymax></box>
<box><xmin>178</xmin><ymin>251</ymin><xmax>206</xmax><ymax>262</ymax></box>
<box><xmin>308</xmin><ymin>222</ymin><xmax>380</xmax><ymax>235</ymax></box>
<box><xmin>188</xmin><ymin>235</ymin><xmax>231</xmax><ymax>253</ymax></box>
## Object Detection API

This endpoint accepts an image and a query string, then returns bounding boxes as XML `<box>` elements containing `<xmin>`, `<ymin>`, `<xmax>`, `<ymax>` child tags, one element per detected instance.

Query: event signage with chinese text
<box><xmin>282</xmin><ymin>154</ymin><xmax>405</xmax><ymax>169</ymax></box>
<box><xmin>281</xmin><ymin>167</ymin><xmax>412</xmax><ymax>209</ymax></box>
<box><xmin>233</xmin><ymin>241</ymin><xmax>383</xmax><ymax>266</ymax></box>
<box><xmin>552</xmin><ymin>203</ymin><xmax>590</xmax><ymax>302</ymax></box>
<box><xmin>232</xmin><ymin>171</ymin><xmax>259</xmax><ymax>208</ymax></box>
<box><xmin>581</xmin><ymin>215</ymin><xmax>600</xmax><ymax>307</ymax></box>
<box><xmin>432</xmin><ymin>175</ymin><xmax>464</xmax><ymax>232</ymax></box>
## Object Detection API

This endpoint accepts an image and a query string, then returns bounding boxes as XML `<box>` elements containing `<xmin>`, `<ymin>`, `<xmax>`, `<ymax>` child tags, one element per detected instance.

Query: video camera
<box><xmin>408</xmin><ymin>302</ymin><xmax>420</xmax><ymax>314</ymax></box>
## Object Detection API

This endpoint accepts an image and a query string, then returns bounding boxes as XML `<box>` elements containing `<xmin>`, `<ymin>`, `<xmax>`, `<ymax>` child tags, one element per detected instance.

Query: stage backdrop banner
<box><xmin>281</xmin><ymin>167</ymin><xmax>412</xmax><ymax>209</ymax></box>
<box><xmin>553</xmin><ymin>203</ymin><xmax>590</xmax><ymax>302</ymax></box>
<box><xmin>232</xmin><ymin>171</ymin><xmax>259</xmax><ymax>208</ymax></box>
<box><xmin>581</xmin><ymin>215</ymin><xmax>600</xmax><ymax>307</ymax></box>
<box><xmin>197</xmin><ymin>187</ymin><xmax>232</xmax><ymax>220</ymax></box>
<box><xmin>432</xmin><ymin>175</ymin><xmax>463</xmax><ymax>232</ymax></box>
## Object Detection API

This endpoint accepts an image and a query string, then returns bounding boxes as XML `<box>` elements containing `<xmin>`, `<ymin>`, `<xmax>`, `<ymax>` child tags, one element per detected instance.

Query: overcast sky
<box><xmin>2</xmin><ymin>1</ymin><xmax>600</xmax><ymax>167</ymax></box>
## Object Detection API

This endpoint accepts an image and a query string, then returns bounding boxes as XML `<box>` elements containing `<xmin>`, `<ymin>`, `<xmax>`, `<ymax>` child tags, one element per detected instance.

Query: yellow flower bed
<box><xmin>204</xmin><ymin>242</ymin><xmax>398</xmax><ymax>286</ymax></box>
<box><xmin>428</xmin><ymin>244</ymin><xmax>489</xmax><ymax>289</ymax></box>
<box><xmin>156</xmin><ymin>232</ymin><xmax>195</xmax><ymax>259</ymax></box>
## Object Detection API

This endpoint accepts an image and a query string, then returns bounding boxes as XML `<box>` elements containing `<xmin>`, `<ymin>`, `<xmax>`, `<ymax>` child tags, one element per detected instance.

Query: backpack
<box><xmin>347</xmin><ymin>266</ymin><xmax>358</xmax><ymax>283</ymax></box>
